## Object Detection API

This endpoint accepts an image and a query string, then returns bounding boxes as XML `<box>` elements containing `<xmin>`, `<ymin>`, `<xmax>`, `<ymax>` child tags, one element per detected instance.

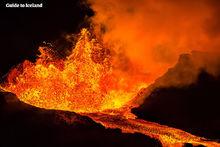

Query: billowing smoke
<box><xmin>88</xmin><ymin>0</ymin><xmax>220</xmax><ymax>85</ymax></box>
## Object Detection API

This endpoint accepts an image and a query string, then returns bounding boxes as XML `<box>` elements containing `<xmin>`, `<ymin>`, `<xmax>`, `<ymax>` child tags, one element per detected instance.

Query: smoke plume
<box><xmin>88</xmin><ymin>0</ymin><xmax>220</xmax><ymax>85</ymax></box>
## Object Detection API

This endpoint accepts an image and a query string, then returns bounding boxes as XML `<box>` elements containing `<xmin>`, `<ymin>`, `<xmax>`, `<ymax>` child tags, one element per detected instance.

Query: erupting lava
<box><xmin>2</xmin><ymin>28</ymin><xmax>220</xmax><ymax>146</ymax></box>
<box><xmin>3</xmin><ymin>28</ymin><xmax>148</xmax><ymax>114</ymax></box>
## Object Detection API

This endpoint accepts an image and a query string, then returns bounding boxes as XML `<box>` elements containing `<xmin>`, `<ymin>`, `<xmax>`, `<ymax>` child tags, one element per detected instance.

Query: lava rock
<box><xmin>0</xmin><ymin>92</ymin><xmax>162</xmax><ymax>147</ymax></box>
<box><xmin>133</xmin><ymin>70</ymin><xmax>220</xmax><ymax>140</ymax></box>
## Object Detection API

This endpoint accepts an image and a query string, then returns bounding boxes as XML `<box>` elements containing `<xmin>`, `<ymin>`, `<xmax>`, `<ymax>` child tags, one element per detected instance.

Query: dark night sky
<box><xmin>0</xmin><ymin>0</ymin><xmax>93</xmax><ymax>77</ymax></box>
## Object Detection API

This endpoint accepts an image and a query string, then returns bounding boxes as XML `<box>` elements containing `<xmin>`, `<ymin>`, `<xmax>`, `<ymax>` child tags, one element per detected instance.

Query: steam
<box><xmin>88</xmin><ymin>0</ymin><xmax>220</xmax><ymax>85</ymax></box>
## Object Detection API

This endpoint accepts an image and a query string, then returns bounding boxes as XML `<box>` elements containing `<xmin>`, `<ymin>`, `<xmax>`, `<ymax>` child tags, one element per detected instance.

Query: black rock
<box><xmin>133</xmin><ymin>70</ymin><xmax>220</xmax><ymax>140</ymax></box>
<box><xmin>0</xmin><ymin>92</ymin><xmax>162</xmax><ymax>147</ymax></box>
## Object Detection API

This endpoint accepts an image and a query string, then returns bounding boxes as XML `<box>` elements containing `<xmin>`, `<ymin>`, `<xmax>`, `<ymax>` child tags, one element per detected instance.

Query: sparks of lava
<box><xmin>3</xmin><ymin>28</ymin><xmax>149</xmax><ymax>115</ymax></box>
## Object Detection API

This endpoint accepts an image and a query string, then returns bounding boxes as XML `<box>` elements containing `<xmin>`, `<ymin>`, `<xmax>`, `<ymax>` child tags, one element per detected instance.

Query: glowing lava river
<box><xmin>1</xmin><ymin>29</ymin><xmax>220</xmax><ymax>146</ymax></box>
<box><xmin>83</xmin><ymin>112</ymin><xmax>220</xmax><ymax>146</ymax></box>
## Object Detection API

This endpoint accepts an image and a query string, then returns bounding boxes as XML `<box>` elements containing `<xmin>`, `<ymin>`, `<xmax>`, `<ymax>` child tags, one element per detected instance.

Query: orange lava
<box><xmin>86</xmin><ymin>113</ymin><xmax>220</xmax><ymax>147</ymax></box>
<box><xmin>3</xmin><ymin>28</ymin><xmax>149</xmax><ymax>114</ymax></box>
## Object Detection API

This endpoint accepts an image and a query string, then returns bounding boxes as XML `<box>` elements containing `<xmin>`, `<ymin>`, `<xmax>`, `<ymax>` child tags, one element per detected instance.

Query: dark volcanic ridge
<box><xmin>133</xmin><ymin>52</ymin><xmax>220</xmax><ymax>141</ymax></box>
<box><xmin>0</xmin><ymin>92</ymin><xmax>162</xmax><ymax>147</ymax></box>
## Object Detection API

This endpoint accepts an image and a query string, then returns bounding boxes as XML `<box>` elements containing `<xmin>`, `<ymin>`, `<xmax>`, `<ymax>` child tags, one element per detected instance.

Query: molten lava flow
<box><xmin>85</xmin><ymin>113</ymin><xmax>220</xmax><ymax>147</ymax></box>
<box><xmin>1</xmin><ymin>28</ymin><xmax>220</xmax><ymax>146</ymax></box>
<box><xmin>3</xmin><ymin>28</ymin><xmax>148</xmax><ymax>114</ymax></box>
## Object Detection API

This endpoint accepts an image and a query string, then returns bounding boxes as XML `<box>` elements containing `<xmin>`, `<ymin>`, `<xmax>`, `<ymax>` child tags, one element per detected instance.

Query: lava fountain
<box><xmin>3</xmin><ymin>28</ymin><xmax>149</xmax><ymax>114</ymax></box>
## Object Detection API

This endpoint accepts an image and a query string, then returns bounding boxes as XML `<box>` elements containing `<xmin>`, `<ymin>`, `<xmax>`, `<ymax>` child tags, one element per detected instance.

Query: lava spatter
<box><xmin>3</xmin><ymin>28</ymin><xmax>148</xmax><ymax>114</ymax></box>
